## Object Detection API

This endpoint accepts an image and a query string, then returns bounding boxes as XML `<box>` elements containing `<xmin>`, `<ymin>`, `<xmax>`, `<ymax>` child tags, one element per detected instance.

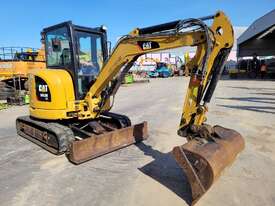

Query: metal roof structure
<box><xmin>237</xmin><ymin>9</ymin><xmax>275</xmax><ymax>57</ymax></box>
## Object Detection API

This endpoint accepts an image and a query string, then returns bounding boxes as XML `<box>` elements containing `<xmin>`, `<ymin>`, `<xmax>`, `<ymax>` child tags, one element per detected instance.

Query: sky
<box><xmin>0</xmin><ymin>0</ymin><xmax>273</xmax><ymax>48</ymax></box>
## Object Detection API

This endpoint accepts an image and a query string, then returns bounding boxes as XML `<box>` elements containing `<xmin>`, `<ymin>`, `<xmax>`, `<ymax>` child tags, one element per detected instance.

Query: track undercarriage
<box><xmin>16</xmin><ymin>112</ymin><xmax>148</xmax><ymax>164</ymax></box>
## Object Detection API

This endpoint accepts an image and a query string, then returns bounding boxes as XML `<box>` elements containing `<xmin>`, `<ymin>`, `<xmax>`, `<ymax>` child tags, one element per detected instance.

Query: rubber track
<box><xmin>16</xmin><ymin>116</ymin><xmax>74</xmax><ymax>154</ymax></box>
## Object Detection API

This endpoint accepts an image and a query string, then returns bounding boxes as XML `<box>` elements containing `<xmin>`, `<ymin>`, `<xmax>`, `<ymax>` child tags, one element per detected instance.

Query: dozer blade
<box><xmin>67</xmin><ymin>122</ymin><xmax>148</xmax><ymax>164</ymax></box>
<box><xmin>172</xmin><ymin>125</ymin><xmax>245</xmax><ymax>205</ymax></box>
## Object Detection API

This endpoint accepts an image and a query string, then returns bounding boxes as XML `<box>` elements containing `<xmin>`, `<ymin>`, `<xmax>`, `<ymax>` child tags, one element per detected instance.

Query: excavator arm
<box><xmin>83</xmin><ymin>11</ymin><xmax>244</xmax><ymax>204</ymax></box>
<box><xmin>86</xmin><ymin>11</ymin><xmax>233</xmax><ymax>135</ymax></box>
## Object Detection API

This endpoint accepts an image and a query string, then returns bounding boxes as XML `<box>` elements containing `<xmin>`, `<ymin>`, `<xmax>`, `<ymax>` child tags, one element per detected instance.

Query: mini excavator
<box><xmin>16</xmin><ymin>11</ymin><xmax>245</xmax><ymax>204</ymax></box>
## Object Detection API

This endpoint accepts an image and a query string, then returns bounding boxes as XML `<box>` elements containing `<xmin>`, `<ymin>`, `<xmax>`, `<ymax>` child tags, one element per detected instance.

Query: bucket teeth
<box><xmin>172</xmin><ymin>125</ymin><xmax>245</xmax><ymax>205</ymax></box>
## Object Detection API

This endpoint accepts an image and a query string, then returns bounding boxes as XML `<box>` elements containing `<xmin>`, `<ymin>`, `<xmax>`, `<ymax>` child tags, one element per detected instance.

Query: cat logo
<box><xmin>38</xmin><ymin>84</ymin><xmax>48</xmax><ymax>93</ymax></box>
<box><xmin>35</xmin><ymin>76</ymin><xmax>51</xmax><ymax>102</ymax></box>
<box><xmin>142</xmin><ymin>42</ymin><xmax>152</xmax><ymax>50</ymax></box>
<box><xmin>137</xmin><ymin>41</ymin><xmax>160</xmax><ymax>51</ymax></box>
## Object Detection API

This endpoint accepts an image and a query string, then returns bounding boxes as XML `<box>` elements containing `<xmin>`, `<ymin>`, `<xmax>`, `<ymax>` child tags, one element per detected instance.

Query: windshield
<box><xmin>45</xmin><ymin>26</ymin><xmax>71</xmax><ymax>67</ymax></box>
<box><xmin>76</xmin><ymin>31</ymin><xmax>103</xmax><ymax>98</ymax></box>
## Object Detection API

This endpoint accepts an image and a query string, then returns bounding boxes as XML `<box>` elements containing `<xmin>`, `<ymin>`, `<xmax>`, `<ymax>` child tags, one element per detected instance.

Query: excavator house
<box><xmin>16</xmin><ymin>11</ymin><xmax>245</xmax><ymax>204</ymax></box>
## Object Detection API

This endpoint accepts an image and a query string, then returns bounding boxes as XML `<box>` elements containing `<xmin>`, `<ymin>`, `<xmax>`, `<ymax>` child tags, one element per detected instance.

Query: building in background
<box><xmin>237</xmin><ymin>9</ymin><xmax>275</xmax><ymax>58</ymax></box>
<box><xmin>237</xmin><ymin>9</ymin><xmax>275</xmax><ymax>78</ymax></box>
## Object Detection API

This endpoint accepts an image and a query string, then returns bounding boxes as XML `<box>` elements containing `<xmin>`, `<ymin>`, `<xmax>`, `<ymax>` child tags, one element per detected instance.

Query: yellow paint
<box><xmin>29</xmin><ymin>69</ymin><xmax>76</xmax><ymax>119</ymax></box>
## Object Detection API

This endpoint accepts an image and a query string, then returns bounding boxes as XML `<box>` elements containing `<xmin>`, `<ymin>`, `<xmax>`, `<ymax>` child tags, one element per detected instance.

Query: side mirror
<box><xmin>107</xmin><ymin>41</ymin><xmax>112</xmax><ymax>57</ymax></box>
<box><xmin>40</xmin><ymin>32</ymin><xmax>45</xmax><ymax>45</ymax></box>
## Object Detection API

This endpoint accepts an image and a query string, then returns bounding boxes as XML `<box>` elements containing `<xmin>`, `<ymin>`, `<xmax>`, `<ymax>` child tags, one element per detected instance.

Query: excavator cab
<box><xmin>42</xmin><ymin>21</ymin><xmax>108</xmax><ymax>99</ymax></box>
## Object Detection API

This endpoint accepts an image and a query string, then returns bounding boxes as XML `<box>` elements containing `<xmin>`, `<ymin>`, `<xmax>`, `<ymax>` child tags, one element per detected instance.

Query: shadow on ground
<box><xmin>217</xmin><ymin>104</ymin><xmax>275</xmax><ymax>114</ymax></box>
<box><xmin>221</xmin><ymin>76</ymin><xmax>275</xmax><ymax>81</ymax></box>
<box><xmin>136</xmin><ymin>142</ymin><xmax>192</xmax><ymax>205</ymax></box>
<box><xmin>225</xmin><ymin>86</ymin><xmax>275</xmax><ymax>96</ymax></box>
<box><xmin>217</xmin><ymin>97</ymin><xmax>275</xmax><ymax>105</ymax></box>
<box><xmin>250</xmin><ymin>92</ymin><xmax>275</xmax><ymax>96</ymax></box>
<box><xmin>226</xmin><ymin>86</ymin><xmax>275</xmax><ymax>91</ymax></box>
<box><xmin>217</xmin><ymin>93</ymin><xmax>275</xmax><ymax>114</ymax></box>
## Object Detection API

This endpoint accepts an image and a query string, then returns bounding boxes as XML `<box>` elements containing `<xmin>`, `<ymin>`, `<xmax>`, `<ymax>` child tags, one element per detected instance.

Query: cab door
<box><xmin>74</xmin><ymin>29</ymin><xmax>106</xmax><ymax>99</ymax></box>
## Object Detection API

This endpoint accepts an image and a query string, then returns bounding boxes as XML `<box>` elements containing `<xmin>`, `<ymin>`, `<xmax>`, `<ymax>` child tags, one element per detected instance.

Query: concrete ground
<box><xmin>0</xmin><ymin>77</ymin><xmax>275</xmax><ymax>206</ymax></box>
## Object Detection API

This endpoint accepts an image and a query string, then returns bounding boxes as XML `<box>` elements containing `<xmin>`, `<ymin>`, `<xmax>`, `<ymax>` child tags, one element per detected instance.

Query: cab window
<box><xmin>45</xmin><ymin>27</ymin><xmax>71</xmax><ymax>67</ymax></box>
<box><xmin>76</xmin><ymin>31</ymin><xmax>103</xmax><ymax>97</ymax></box>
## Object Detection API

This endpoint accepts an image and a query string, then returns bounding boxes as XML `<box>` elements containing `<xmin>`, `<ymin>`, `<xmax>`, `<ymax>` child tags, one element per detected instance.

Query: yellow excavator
<box><xmin>0</xmin><ymin>47</ymin><xmax>45</xmax><ymax>103</ymax></box>
<box><xmin>16</xmin><ymin>11</ymin><xmax>244</xmax><ymax>204</ymax></box>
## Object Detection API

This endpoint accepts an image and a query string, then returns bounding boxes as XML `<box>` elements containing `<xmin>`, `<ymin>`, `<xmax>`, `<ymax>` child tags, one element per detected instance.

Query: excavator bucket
<box><xmin>172</xmin><ymin>125</ymin><xmax>245</xmax><ymax>205</ymax></box>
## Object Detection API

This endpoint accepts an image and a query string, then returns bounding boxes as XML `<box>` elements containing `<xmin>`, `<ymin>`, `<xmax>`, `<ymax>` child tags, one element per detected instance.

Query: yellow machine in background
<box><xmin>16</xmin><ymin>11</ymin><xmax>244</xmax><ymax>204</ymax></box>
<box><xmin>139</xmin><ymin>57</ymin><xmax>160</xmax><ymax>65</ymax></box>
<box><xmin>183</xmin><ymin>51</ymin><xmax>191</xmax><ymax>76</ymax></box>
<box><xmin>0</xmin><ymin>47</ymin><xmax>45</xmax><ymax>103</ymax></box>
<box><xmin>0</xmin><ymin>47</ymin><xmax>45</xmax><ymax>82</ymax></box>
